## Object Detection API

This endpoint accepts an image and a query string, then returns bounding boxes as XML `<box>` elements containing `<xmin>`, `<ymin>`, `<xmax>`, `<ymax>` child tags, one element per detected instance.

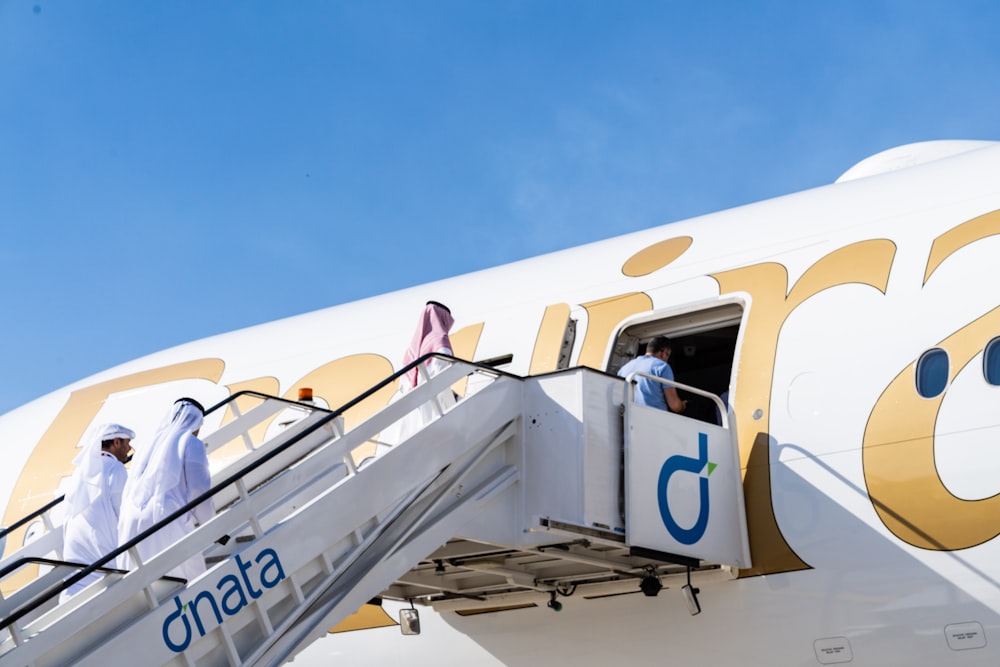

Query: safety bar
<box><xmin>622</xmin><ymin>372</ymin><xmax>731</xmax><ymax>430</ymax></box>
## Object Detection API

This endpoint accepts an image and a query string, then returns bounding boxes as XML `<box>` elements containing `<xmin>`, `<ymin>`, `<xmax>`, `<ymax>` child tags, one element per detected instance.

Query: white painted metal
<box><xmin>0</xmin><ymin>363</ymin><xmax>747</xmax><ymax>667</ymax></box>
<box><xmin>3</xmin><ymin>141</ymin><xmax>1000</xmax><ymax>666</ymax></box>
<box><xmin>623</xmin><ymin>373</ymin><xmax>750</xmax><ymax>569</ymax></box>
<box><xmin>517</xmin><ymin>369</ymin><xmax>627</xmax><ymax>546</ymax></box>
<box><xmin>0</xmin><ymin>363</ymin><xmax>524</xmax><ymax>667</ymax></box>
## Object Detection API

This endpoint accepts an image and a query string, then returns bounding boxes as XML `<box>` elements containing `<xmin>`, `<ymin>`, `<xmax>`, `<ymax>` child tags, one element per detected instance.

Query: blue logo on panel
<box><xmin>162</xmin><ymin>548</ymin><xmax>286</xmax><ymax>653</ymax></box>
<box><xmin>657</xmin><ymin>432</ymin><xmax>716</xmax><ymax>545</ymax></box>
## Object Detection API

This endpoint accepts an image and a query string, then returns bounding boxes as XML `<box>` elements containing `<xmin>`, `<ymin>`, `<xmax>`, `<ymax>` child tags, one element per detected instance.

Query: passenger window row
<box><xmin>915</xmin><ymin>337</ymin><xmax>1000</xmax><ymax>398</ymax></box>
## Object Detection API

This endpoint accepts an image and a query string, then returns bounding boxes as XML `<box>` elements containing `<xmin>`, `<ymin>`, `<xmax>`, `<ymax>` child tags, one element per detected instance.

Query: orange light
<box><xmin>298</xmin><ymin>387</ymin><xmax>313</xmax><ymax>402</ymax></box>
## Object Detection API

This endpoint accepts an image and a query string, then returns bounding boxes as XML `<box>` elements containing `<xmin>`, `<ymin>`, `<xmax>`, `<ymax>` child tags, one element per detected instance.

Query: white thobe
<box><xmin>118</xmin><ymin>433</ymin><xmax>215</xmax><ymax>581</ymax></box>
<box><xmin>61</xmin><ymin>453</ymin><xmax>127</xmax><ymax>600</ymax></box>
<box><xmin>381</xmin><ymin>347</ymin><xmax>456</xmax><ymax>449</ymax></box>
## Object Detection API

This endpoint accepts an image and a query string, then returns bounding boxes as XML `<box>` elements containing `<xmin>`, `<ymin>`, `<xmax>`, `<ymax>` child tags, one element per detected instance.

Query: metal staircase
<box><xmin>0</xmin><ymin>358</ymin><xmax>519</xmax><ymax>667</ymax></box>
<box><xmin>0</xmin><ymin>357</ymin><xmax>750</xmax><ymax>667</ymax></box>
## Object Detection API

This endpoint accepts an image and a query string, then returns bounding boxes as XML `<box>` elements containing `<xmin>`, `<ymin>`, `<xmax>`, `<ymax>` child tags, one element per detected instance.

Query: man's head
<box><xmin>98</xmin><ymin>423</ymin><xmax>136</xmax><ymax>463</ymax></box>
<box><xmin>174</xmin><ymin>397</ymin><xmax>205</xmax><ymax>414</ymax></box>
<box><xmin>173</xmin><ymin>397</ymin><xmax>206</xmax><ymax>437</ymax></box>
<box><xmin>646</xmin><ymin>336</ymin><xmax>673</xmax><ymax>361</ymax></box>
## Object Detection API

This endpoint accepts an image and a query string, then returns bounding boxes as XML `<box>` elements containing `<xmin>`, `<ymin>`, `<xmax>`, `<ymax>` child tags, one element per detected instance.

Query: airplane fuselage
<box><xmin>3</xmin><ymin>140</ymin><xmax>1000</xmax><ymax>665</ymax></box>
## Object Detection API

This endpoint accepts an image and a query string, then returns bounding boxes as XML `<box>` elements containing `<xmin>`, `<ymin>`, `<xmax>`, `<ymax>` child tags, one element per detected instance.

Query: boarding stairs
<box><xmin>0</xmin><ymin>357</ymin><xmax>750</xmax><ymax>667</ymax></box>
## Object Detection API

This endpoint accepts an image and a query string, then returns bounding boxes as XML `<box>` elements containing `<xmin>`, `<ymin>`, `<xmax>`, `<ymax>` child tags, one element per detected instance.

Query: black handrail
<box><xmin>0</xmin><ymin>495</ymin><xmax>64</xmax><ymax>542</ymax></box>
<box><xmin>0</xmin><ymin>556</ymin><xmax>129</xmax><ymax>582</ymax></box>
<box><xmin>0</xmin><ymin>353</ymin><xmax>511</xmax><ymax>631</ymax></box>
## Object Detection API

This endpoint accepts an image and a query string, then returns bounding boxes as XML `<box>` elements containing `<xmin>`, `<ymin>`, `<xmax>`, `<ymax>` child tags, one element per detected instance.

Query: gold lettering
<box><xmin>449</xmin><ymin>322</ymin><xmax>485</xmax><ymax>397</ymax></box>
<box><xmin>284</xmin><ymin>354</ymin><xmax>395</xmax><ymax>464</ymax></box>
<box><xmin>924</xmin><ymin>209</ymin><xmax>1000</xmax><ymax>285</ymax></box>
<box><xmin>328</xmin><ymin>602</ymin><xmax>397</xmax><ymax>633</ymax></box>
<box><xmin>863</xmin><ymin>208</ymin><xmax>1000</xmax><ymax>549</ymax></box>
<box><xmin>529</xmin><ymin>304</ymin><xmax>571</xmax><ymax>374</ymax></box>
<box><xmin>864</xmin><ymin>307</ymin><xmax>1000</xmax><ymax>549</ymax></box>
<box><xmin>1</xmin><ymin>359</ymin><xmax>225</xmax><ymax>591</ymax></box>
<box><xmin>210</xmin><ymin>377</ymin><xmax>281</xmax><ymax>462</ymax></box>
<box><xmin>280</xmin><ymin>324</ymin><xmax>482</xmax><ymax>464</ymax></box>
<box><xmin>712</xmin><ymin>239</ymin><xmax>896</xmax><ymax>575</ymax></box>
<box><xmin>577</xmin><ymin>293</ymin><xmax>653</xmax><ymax>370</ymax></box>
<box><xmin>621</xmin><ymin>236</ymin><xmax>693</xmax><ymax>277</ymax></box>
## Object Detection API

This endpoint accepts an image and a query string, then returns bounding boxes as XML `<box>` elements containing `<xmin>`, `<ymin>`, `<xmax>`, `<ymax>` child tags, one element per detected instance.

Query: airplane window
<box><xmin>916</xmin><ymin>348</ymin><xmax>949</xmax><ymax>398</ymax></box>
<box><xmin>984</xmin><ymin>337</ymin><xmax>1000</xmax><ymax>385</ymax></box>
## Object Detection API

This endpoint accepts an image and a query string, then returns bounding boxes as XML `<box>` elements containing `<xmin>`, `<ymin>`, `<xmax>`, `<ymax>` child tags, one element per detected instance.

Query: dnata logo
<box><xmin>657</xmin><ymin>432</ymin><xmax>716</xmax><ymax>545</ymax></box>
<box><xmin>162</xmin><ymin>548</ymin><xmax>286</xmax><ymax>653</ymax></box>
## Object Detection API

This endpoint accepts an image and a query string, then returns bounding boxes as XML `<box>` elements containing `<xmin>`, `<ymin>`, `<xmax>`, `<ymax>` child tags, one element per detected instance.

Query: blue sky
<box><xmin>1</xmin><ymin>1</ymin><xmax>999</xmax><ymax>414</ymax></box>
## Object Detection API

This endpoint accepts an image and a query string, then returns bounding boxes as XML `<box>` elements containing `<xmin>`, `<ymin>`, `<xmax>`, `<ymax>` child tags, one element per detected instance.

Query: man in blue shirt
<box><xmin>617</xmin><ymin>336</ymin><xmax>687</xmax><ymax>413</ymax></box>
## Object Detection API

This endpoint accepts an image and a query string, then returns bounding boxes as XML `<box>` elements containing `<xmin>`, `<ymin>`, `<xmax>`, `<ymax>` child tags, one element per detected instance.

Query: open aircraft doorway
<box><xmin>609</xmin><ymin>301</ymin><xmax>743</xmax><ymax>425</ymax></box>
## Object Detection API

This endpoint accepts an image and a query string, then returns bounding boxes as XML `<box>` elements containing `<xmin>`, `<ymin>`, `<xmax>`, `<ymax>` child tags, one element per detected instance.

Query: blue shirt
<box><xmin>617</xmin><ymin>355</ymin><xmax>675</xmax><ymax>410</ymax></box>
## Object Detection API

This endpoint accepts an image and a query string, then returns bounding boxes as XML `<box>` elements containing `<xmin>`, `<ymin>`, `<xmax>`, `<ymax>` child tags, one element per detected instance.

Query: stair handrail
<box><xmin>245</xmin><ymin>417</ymin><xmax>520</xmax><ymax>665</ymax></box>
<box><xmin>0</xmin><ymin>354</ymin><xmax>507</xmax><ymax>632</ymax></box>
<box><xmin>0</xmin><ymin>496</ymin><xmax>64</xmax><ymax>543</ymax></box>
<box><xmin>0</xmin><ymin>391</ymin><xmax>312</xmax><ymax>544</ymax></box>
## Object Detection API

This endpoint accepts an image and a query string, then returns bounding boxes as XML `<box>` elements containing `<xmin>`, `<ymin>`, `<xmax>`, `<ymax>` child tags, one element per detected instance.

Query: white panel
<box><xmin>580</xmin><ymin>372</ymin><xmax>625</xmax><ymax>534</ymax></box>
<box><xmin>521</xmin><ymin>373</ymin><xmax>586</xmax><ymax>531</ymax></box>
<box><xmin>520</xmin><ymin>370</ymin><xmax>626</xmax><ymax>541</ymax></box>
<box><xmin>625</xmin><ymin>402</ymin><xmax>750</xmax><ymax>568</ymax></box>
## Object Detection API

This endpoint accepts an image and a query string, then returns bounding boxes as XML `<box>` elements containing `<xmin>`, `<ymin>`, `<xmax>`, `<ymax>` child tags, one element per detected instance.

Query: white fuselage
<box><xmin>3</xmin><ymin>140</ymin><xmax>1000</xmax><ymax>665</ymax></box>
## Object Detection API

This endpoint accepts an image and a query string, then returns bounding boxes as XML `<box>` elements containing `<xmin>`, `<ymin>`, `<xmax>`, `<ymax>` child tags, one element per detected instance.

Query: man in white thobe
<box><xmin>61</xmin><ymin>423</ymin><xmax>135</xmax><ymax>601</ymax></box>
<box><xmin>381</xmin><ymin>301</ymin><xmax>457</xmax><ymax>448</ymax></box>
<box><xmin>118</xmin><ymin>398</ymin><xmax>214</xmax><ymax>581</ymax></box>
